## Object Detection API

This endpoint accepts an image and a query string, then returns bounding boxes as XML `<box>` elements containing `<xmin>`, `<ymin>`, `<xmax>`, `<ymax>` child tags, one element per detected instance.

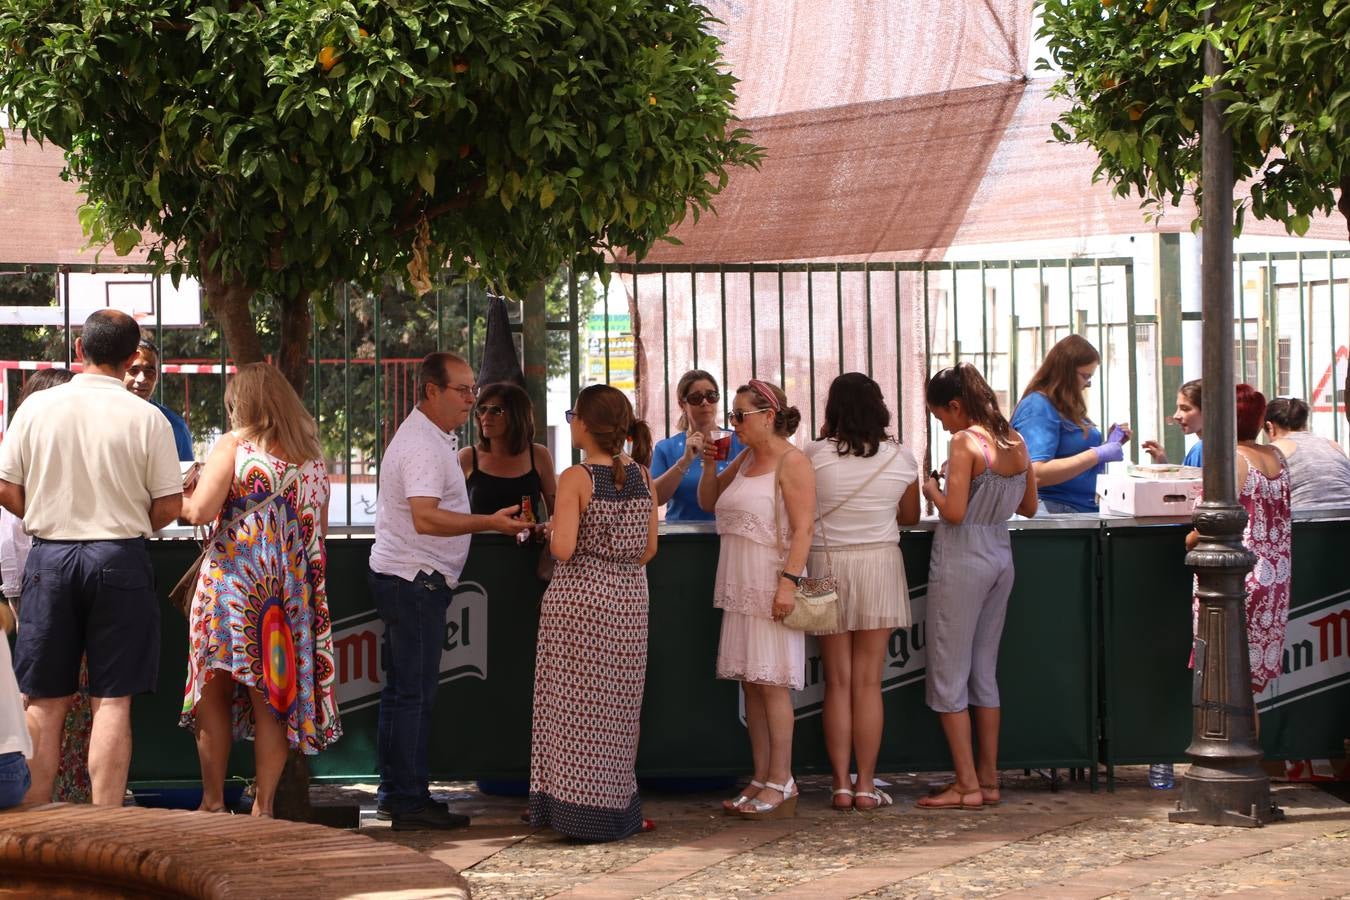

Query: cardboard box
<box><xmin>1096</xmin><ymin>473</ymin><xmax>1202</xmax><ymax>517</ymax></box>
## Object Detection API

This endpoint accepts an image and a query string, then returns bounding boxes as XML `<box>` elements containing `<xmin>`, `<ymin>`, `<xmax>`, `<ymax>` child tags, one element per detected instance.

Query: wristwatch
<box><xmin>779</xmin><ymin>571</ymin><xmax>803</xmax><ymax>586</ymax></box>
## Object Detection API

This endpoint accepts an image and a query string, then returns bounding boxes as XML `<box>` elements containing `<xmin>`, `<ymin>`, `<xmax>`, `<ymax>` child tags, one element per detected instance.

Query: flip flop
<box><xmin>853</xmin><ymin>788</ymin><xmax>893</xmax><ymax>811</ymax></box>
<box><xmin>916</xmin><ymin>787</ymin><xmax>983</xmax><ymax>811</ymax></box>
<box><xmin>831</xmin><ymin>788</ymin><xmax>855</xmax><ymax>811</ymax></box>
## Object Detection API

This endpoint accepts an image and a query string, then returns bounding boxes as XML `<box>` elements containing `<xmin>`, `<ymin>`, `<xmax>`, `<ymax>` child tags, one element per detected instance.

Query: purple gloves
<box><xmin>1106</xmin><ymin>424</ymin><xmax>1129</xmax><ymax>445</ymax></box>
<box><xmin>1094</xmin><ymin>439</ymin><xmax>1124</xmax><ymax>466</ymax></box>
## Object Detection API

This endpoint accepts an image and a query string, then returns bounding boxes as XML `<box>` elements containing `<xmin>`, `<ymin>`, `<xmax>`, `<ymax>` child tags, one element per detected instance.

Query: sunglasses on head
<box><xmin>684</xmin><ymin>389</ymin><xmax>719</xmax><ymax>406</ymax></box>
<box><xmin>728</xmin><ymin>407</ymin><xmax>773</xmax><ymax>425</ymax></box>
<box><xmin>475</xmin><ymin>404</ymin><xmax>506</xmax><ymax>418</ymax></box>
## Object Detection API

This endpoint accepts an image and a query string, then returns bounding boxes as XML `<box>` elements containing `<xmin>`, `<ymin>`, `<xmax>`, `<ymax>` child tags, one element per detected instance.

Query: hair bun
<box><xmin>780</xmin><ymin>405</ymin><xmax>802</xmax><ymax>436</ymax></box>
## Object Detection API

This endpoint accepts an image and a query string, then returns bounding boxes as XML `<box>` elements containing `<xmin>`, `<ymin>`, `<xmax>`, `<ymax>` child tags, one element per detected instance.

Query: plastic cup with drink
<box><xmin>709</xmin><ymin>428</ymin><xmax>734</xmax><ymax>461</ymax></box>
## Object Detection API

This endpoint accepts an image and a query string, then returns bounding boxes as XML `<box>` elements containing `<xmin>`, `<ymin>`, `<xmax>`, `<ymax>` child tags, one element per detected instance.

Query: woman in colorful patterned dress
<box><xmin>1187</xmin><ymin>384</ymin><xmax>1292</xmax><ymax>705</ymax></box>
<box><xmin>529</xmin><ymin>385</ymin><xmax>658</xmax><ymax>841</ymax></box>
<box><xmin>179</xmin><ymin>363</ymin><xmax>340</xmax><ymax>817</ymax></box>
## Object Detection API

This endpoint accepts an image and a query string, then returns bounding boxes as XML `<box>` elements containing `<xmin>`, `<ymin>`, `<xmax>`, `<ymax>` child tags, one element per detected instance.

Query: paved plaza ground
<box><xmin>334</xmin><ymin>767</ymin><xmax>1350</xmax><ymax>899</ymax></box>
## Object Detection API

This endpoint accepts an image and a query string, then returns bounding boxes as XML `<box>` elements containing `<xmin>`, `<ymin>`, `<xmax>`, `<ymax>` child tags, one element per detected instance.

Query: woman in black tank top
<box><xmin>459</xmin><ymin>382</ymin><xmax>557</xmax><ymax>518</ymax></box>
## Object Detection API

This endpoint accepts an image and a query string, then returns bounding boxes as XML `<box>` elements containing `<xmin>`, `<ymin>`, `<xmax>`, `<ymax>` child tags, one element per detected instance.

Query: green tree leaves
<box><xmin>0</xmin><ymin>0</ymin><xmax>762</xmax><ymax>299</ymax></box>
<box><xmin>1038</xmin><ymin>0</ymin><xmax>1350</xmax><ymax>238</ymax></box>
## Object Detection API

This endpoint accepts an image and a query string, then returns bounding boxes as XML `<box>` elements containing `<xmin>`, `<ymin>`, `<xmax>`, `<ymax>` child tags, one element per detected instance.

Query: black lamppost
<box><xmin>1169</xmin><ymin>8</ymin><xmax>1281</xmax><ymax>828</ymax></box>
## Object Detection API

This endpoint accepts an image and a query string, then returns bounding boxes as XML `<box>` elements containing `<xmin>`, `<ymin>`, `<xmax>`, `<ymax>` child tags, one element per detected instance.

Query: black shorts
<box><xmin>14</xmin><ymin>538</ymin><xmax>159</xmax><ymax>699</ymax></box>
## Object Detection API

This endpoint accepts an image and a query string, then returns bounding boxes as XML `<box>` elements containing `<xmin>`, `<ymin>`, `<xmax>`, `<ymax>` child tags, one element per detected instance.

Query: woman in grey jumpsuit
<box><xmin>918</xmin><ymin>364</ymin><xmax>1039</xmax><ymax>811</ymax></box>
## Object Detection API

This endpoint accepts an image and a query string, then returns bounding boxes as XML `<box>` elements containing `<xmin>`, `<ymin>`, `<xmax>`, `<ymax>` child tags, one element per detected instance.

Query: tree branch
<box><xmin>393</xmin><ymin>177</ymin><xmax>486</xmax><ymax>236</ymax></box>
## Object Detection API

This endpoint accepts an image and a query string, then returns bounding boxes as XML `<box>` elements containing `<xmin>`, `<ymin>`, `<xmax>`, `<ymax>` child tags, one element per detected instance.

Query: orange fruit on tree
<box><xmin>1127</xmin><ymin>102</ymin><xmax>1145</xmax><ymax>121</ymax></box>
<box><xmin>459</xmin><ymin>143</ymin><xmax>472</xmax><ymax>159</ymax></box>
<box><xmin>453</xmin><ymin>58</ymin><xmax>469</xmax><ymax>73</ymax></box>
<box><xmin>318</xmin><ymin>46</ymin><xmax>340</xmax><ymax>72</ymax></box>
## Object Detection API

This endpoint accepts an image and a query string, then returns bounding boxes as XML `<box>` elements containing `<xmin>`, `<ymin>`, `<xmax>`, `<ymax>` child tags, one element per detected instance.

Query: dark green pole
<box><xmin>1170</xmin><ymin>7</ymin><xmax>1279</xmax><ymax>828</ymax></box>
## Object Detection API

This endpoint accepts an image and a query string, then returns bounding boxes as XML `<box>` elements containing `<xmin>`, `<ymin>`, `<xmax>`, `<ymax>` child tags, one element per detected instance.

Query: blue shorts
<box><xmin>14</xmin><ymin>538</ymin><xmax>159</xmax><ymax>699</ymax></box>
<box><xmin>0</xmin><ymin>752</ymin><xmax>29</xmax><ymax>809</ymax></box>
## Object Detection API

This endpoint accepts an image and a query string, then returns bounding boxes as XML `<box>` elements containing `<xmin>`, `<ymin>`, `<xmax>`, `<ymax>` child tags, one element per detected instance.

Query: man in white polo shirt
<box><xmin>368</xmin><ymin>351</ymin><xmax>524</xmax><ymax>830</ymax></box>
<box><xmin>0</xmin><ymin>309</ymin><xmax>182</xmax><ymax>806</ymax></box>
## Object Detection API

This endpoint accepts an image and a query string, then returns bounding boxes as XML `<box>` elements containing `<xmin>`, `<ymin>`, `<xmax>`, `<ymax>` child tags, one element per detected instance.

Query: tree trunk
<box><xmin>276</xmin><ymin>289</ymin><xmax>312</xmax><ymax>399</ymax></box>
<box><xmin>199</xmin><ymin>233</ymin><xmax>263</xmax><ymax>366</ymax></box>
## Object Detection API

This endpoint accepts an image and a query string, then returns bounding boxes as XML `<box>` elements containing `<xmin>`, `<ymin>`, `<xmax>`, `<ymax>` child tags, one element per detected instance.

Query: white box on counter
<box><xmin>1095</xmin><ymin>473</ymin><xmax>1202</xmax><ymax>517</ymax></box>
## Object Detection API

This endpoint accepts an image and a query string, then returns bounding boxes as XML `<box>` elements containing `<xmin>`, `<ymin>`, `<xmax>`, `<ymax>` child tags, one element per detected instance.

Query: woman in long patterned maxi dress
<box><xmin>530</xmin><ymin>385</ymin><xmax>658</xmax><ymax>841</ymax></box>
<box><xmin>179</xmin><ymin>363</ymin><xmax>341</xmax><ymax>817</ymax></box>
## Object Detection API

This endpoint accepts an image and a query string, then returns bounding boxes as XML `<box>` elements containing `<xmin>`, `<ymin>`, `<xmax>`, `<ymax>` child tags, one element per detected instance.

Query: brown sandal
<box><xmin>916</xmin><ymin>786</ymin><xmax>983</xmax><ymax>811</ymax></box>
<box><xmin>928</xmin><ymin>781</ymin><xmax>1002</xmax><ymax>806</ymax></box>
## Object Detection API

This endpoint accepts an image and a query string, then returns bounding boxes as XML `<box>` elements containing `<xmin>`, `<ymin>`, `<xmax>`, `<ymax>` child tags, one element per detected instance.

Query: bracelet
<box><xmin>779</xmin><ymin>571</ymin><xmax>803</xmax><ymax>586</ymax></box>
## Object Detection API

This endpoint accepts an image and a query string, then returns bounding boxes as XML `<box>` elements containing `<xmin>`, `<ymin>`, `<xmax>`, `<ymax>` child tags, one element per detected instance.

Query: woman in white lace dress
<box><xmin>698</xmin><ymin>380</ymin><xmax>815</xmax><ymax>819</ymax></box>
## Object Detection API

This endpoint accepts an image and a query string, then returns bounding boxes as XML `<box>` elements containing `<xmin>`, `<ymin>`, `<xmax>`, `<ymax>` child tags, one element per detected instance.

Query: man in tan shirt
<box><xmin>0</xmin><ymin>310</ymin><xmax>182</xmax><ymax>806</ymax></box>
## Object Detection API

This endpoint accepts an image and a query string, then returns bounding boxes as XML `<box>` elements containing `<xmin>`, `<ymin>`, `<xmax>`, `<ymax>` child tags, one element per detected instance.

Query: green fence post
<box><xmin>1156</xmin><ymin>234</ymin><xmax>1184</xmax><ymax>462</ymax></box>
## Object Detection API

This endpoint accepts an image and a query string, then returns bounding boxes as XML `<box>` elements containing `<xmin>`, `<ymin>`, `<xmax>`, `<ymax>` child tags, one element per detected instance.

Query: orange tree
<box><xmin>1038</xmin><ymin>0</ymin><xmax>1350</xmax><ymax>239</ymax></box>
<box><xmin>1040</xmin><ymin>0</ymin><xmax>1350</xmax><ymax>424</ymax></box>
<box><xmin>0</xmin><ymin>0</ymin><xmax>760</xmax><ymax>393</ymax></box>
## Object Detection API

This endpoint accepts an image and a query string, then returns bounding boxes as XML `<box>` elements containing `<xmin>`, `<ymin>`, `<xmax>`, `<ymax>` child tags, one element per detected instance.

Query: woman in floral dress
<box><xmin>179</xmin><ymin>363</ymin><xmax>340</xmax><ymax>817</ymax></box>
<box><xmin>1188</xmin><ymin>384</ymin><xmax>1292</xmax><ymax>696</ymax></box>
<box><xmin>529</xmin><ymin>385</ymin><xmax>658</xmax><ymax>841</ymax></box>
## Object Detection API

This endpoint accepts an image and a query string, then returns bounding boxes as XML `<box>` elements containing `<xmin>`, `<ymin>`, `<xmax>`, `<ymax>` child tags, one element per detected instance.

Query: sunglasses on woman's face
<box><xmin>564</xmin><ymin>409</ymin><xmax>577</xmax><ymax>424</ymax></box>
<box><xmin>684</xmin><ymin>389</ymin><xmax>719</xmax><ymax>407</ymax></box>
<box><xmin>475</xmin><ymin>404</ymin><xmax>506</xmax><ymax>418</ymax></box>
<box><xmin>728</xmin><ymin>407</ymin><xmax>773</xmax><ymax>425</ymax></box>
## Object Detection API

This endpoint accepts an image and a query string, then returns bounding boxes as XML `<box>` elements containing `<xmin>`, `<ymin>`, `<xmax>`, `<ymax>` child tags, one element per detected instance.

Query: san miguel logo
<box><xmin>1256</xmin><ymin>588</ymin><xmax>1350</xmax><ymax>712</ymax></box>
<box><xmin>330</xmin><ymin>581</ymin><xmax>489</xmax><ymax>713</ymax></box>
<box><xmin>739</xmin><ymin>583</ymin><xmax>929</xmax><ymax>722</ymax></box>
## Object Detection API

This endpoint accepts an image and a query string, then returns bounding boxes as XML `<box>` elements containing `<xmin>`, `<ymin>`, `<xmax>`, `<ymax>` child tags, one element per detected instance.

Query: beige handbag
<box><xmin>772</xmin><ymin>446</ymin><xmax>902</xmax><ymax>632</ymax></box>
<box><xmin>772</xmin><ymin>452</ymin><xmax>840</xmax><ymax>633</ymax></box>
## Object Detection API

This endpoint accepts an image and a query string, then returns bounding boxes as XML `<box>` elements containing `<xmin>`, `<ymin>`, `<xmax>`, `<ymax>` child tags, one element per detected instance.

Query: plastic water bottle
<box><xmin>1148</xmin><ymin>762</ymin><xmax>1175</xmax><ymax>789</ymax></box>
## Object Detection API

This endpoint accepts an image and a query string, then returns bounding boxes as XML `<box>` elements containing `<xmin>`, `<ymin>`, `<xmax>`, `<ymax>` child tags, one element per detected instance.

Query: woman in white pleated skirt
<box><xmin>806</xmin><ymin>373</ymin><xmax>920</xmax><ymax>811</ymax></box>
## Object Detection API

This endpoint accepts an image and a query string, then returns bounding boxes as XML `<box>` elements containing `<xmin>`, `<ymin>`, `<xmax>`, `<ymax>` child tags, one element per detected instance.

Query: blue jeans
<box><xmin>369</xmin><ymin>568</ymin><xmax>451</xmax><ymax>814</ymax></box>
<box><xmin>0</xmin><ymin>751</ymin><xmax>30</xmax><ymax>809</ymax></box>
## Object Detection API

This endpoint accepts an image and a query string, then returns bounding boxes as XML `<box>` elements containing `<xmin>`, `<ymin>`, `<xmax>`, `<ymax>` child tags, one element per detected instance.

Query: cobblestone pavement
<box><xmin>330</xmin><ymin>768</ymin><xmax>1350</xmax><ymax>899</ymax></box>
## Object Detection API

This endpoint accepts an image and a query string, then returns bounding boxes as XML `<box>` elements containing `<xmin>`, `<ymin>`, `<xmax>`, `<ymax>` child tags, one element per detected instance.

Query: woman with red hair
<box><xmin>1187</xmin><ymin>384</ymin><xmax>1292</xmax><ymax>699</ymax></box>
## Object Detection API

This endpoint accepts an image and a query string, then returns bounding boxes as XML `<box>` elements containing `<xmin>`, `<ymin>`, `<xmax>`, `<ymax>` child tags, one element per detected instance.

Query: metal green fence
<box><xmin>612</xmin><ymin>258</ymin><xmax>1147</xmax><ymax>470</ymax></box>
<box><xmin>3</xmin><ymin>245</ymin><xmax>1346</xmax><ymax>507</ymax></box>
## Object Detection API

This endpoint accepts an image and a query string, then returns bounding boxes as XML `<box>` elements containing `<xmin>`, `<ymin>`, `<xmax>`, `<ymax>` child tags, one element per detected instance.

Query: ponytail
<box><xmin>573</xmin><ymin>384</ymin><xmax>651</xmax><ymax>491</ymax></box>
<box><xmin>927</xmin><ymin>363</ymin><xmax>1016</xmax><ymax>449</ymax></box>
<box><xmin>628</xmin><ymin>421</ymin><xmax>653</xmax><ymax>468</ymax></box>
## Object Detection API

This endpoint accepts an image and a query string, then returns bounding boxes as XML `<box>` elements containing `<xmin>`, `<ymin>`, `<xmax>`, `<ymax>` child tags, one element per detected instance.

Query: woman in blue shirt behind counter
<box><xmin>651</xmin><ymin>370</ymin><xmax>744</xmax><ymax>520</ymax></box>
<box><xmin>1010</xmin><ymin>335</ymin><xmax>1131</xmax><ymax>513</ymax></box>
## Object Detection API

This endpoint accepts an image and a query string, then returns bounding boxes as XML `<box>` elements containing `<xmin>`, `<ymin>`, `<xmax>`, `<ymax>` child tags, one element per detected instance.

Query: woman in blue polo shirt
<box><xmin>650</xmin><ymin>370</ymin><xmax>744</xmax><ymax>521</ymax></box>
<box><xmin>1010</xmin><ymin>335</ymin><xmax>1130</xmax><ymax>513</ymax></box>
